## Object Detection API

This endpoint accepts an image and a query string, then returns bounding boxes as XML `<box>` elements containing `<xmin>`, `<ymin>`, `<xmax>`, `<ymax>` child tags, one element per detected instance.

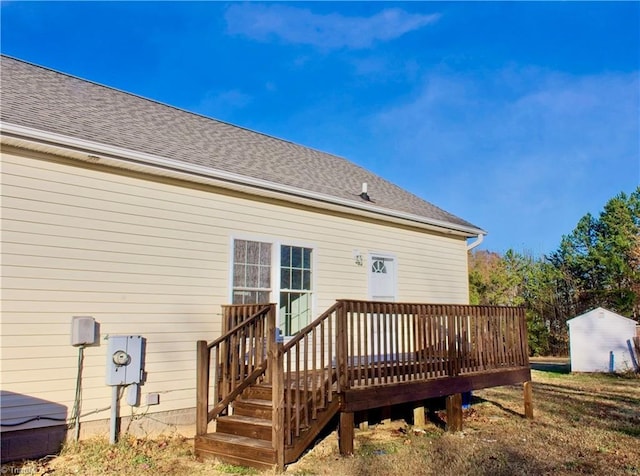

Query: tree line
<box><xmin>469</xmin><ymin>187</ymin><xmax>640</xmax><ymax>355</ymax></box>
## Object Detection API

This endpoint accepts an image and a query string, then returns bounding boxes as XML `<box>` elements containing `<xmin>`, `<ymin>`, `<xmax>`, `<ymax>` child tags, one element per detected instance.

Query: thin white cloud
<box><xmin>376</xmin><ymin>68</ymin><xmax>638</xmax><ymax>176</ymax></box>
<box><xmin>372</xmin><ymin>68</ymin><xmax>639</xmax><ymax>252</ymax></box>
<box><xmin>225</xmin><ymin>4</ymin><xmax>440</xmax><ymax>49</ymax></box>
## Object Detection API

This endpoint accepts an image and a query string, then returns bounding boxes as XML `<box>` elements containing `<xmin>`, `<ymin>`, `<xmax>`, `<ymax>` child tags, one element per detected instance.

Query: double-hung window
<box><xmin>279</xmin><ymin>245</ymin><xmax>313</xmax><ymax>336</ymax></box>
<box><xmin>231</xmin><ymin>239</ymin><xmax>313</xmax><ymax>336</ymax></box>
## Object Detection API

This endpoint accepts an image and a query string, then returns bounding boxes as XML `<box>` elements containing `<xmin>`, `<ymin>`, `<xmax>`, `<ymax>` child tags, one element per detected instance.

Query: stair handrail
<box><xmin>273</xmin><ymin>301</ymin><xmax>344</xmax><ymax>452</ymax></box>
<box><xmin>281</xmin><ymin>301</ymin><xmax>342</xmax><ymax>353</ymax></box>
<box><xmin>196</xmin><ymin>303</ymin><xmax>276</xmax><ymax>435</ymax></box>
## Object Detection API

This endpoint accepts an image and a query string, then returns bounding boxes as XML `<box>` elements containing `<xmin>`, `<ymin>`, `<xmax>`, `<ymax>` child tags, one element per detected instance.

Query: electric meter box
<box><xmin>106</xmin><ymin>335</ymin><xmax>144</xmax><ymax>386</ymax></box>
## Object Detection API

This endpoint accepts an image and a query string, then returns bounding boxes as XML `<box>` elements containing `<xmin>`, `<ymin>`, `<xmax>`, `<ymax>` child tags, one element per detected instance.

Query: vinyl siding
<box><xmin>0</xmin><ymin>147</ymin><xmax>470</xmax><ymax>431</ymax></box>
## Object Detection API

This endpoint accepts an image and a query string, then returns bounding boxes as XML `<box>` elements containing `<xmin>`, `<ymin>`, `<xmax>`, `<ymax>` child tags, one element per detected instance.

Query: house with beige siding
<box><xmin>0</xmin><ymin>56</ymin><xmax>486</xmax><ymax>462</ymax></box>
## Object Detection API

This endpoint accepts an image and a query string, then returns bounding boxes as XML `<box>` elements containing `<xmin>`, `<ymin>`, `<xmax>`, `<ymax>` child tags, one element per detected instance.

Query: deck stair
<box><xmin>195</xmin><ymin>380</ymin><xmax>341</xmax><ymax>469</ymax></box>
<box><xmin>195</xmin><ymin>384</ymin><xmax>276</xmax><ymax>469</ymax></box>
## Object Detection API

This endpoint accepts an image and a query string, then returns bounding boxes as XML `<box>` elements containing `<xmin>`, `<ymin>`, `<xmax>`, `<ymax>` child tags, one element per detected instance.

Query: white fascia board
<box><xmin>1</xmin><ymin>122</ymin><xmax>485</xmax><ymax>237</ymax></box>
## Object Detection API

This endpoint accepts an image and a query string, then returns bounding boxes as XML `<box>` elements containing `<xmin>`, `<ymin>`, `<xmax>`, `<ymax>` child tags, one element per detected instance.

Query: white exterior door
<box><xmin>369</xmin><ymin>254</ymin><xmax>396</xmax><ymax>301</ymax></box>
<box><xmin>368</xmin><ymin>254</ymin><xmax>397</xmax><ymax>360</ymax></box>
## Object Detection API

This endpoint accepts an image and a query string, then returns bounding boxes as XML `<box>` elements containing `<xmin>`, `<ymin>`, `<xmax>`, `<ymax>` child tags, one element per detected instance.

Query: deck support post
<box><xmin>381</xmin><ymin>405</ymin><xmax>391</xmax><ymax>425</ymax></box>
<box><xmin>196</xmin><ymin>340</ymin><xmax>209</xmax><ymax>436</ymax></box>
<box><xmin>339</xmin><ymin>411</ymin><xmax>354</xmax><ymax>456</ymax></box>
<box><xmin>523</xmin><ymin>380</ymin><xmax>534</xmax><ymax>419</ymax></box>
<box><xmin>413</xmin><ymin>402</ymin><xmax>426</xmax><ymax>428</ymax></box>
<box><xmin>358</xmin><ymin>411</ymin><xmax>369</xmax><ymax>431</ymax></box>
<box><xmin>446</xmin><ymin>393</ymin><xmax>463</xmax><ymax>432</ymax></box>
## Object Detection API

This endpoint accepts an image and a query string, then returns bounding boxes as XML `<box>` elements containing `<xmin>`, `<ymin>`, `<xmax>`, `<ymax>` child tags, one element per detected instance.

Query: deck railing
<box><xmin>197</xmin><ymin>300</ymin><xmax>530</xmax><ymax>453</ymax></box>
<box><xmin>196</xmin><ymin>304</ymin><xmax>276</xmax><ymax>435</ymax></box>
<box><xmin>339</xmin><ymin>300</ymin><xmax>529</xmax><ymax>388</ymax></box>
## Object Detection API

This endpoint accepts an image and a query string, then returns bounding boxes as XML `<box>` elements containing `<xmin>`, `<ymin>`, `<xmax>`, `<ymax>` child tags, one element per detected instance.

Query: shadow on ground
<box><xmin>530</xmin><ymin>359</ymin><xmax>570</xmax><ymax>374</ymax></box>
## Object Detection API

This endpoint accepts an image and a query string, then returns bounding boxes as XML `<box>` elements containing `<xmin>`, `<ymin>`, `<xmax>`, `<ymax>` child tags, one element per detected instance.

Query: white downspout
<box><xmin>466</xmin><ymin>233</ymin><xmax>485</xmax><ymax>251</ymax></box>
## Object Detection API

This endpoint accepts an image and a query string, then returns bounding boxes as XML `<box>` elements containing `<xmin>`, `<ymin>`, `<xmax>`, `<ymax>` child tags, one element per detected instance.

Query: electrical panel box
<box><xmin>71</xmin><ymin>316</ymin><xmax>96</xmax><ymax>346</ymax></box>
<box><xmin>106</xmin><ymin>335</ymin><xmax>144</xmax><ymax>386</ymax></box>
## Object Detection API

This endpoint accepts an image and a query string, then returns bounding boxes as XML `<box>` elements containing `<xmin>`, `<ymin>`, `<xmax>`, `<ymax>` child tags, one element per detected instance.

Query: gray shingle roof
<box><xmin>0</xmin><ymin>55</ymin><xmax>482</xmax><ymax>234</ymax></box>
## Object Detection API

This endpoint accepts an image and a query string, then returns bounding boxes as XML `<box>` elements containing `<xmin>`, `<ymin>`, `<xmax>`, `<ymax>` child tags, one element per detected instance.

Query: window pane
<box><xmin>234</xmin><ymin>290</ymin><xmax>271</xmax><ymax>304</ymax></box>
<box><xmin>256</xmin><ymin>291</ymin><xmax>270</xmax><ymax>303</ymax></box>
<box><xmin>246</xmin><ymin>241</ymin><xmax>260</xmax><ymax>265</ymax></box>
<box><xmin>259</xmin><ymin>266</ymin><xmax>270</xmax><ymax>288</ymax></box>
<box><xmin>291</xmin><ymin>247</ymin><xmax>302</xmax><ymax>268</ymax></box>
<box><xmin>280</xmin><ymin>291</ymin><xmax>311</xmax><ymax>336</ymax></box>
<box><xmin>281</xmin><ymin>269</ymin><xmax>290</xmax><ymax>289</ymax></box>
<box><xmin>303</xmin><ymin>248</ymin><xmax>312</xmax><ymax>269</ymax></box>
<box><xmin>233</xmin><ymin>290</ymin><xmax>250</xmax><ymax>304</ymax></box>
<box><xmin>246</xmin><ymin>264</ymin><xmax>260</xmax><ymax>287</ymax></box>
<box><xmin>292</xmin><ymin>269</ymin><xmax>302</xmax><ymax>290</ymax></box>
<box><xmin>281</xmin><ymin>246</ymin><xmax>291</xmax><ymax>267</ymax></box>
<box><xmin>302</xmin><ymin>270</ymin><xmax>311</xmax><ymax>290</ymax></box>
<box><xmin>260</xmin><ymin>243</ymin><xmax>271</xmax><ymax>265</ymax></box>
<box><xmin>234</xmin><ymin>264</ymin><xmax>246</xmax><ymax>287</ymax></box>
<box><xmin>372</xmin><ymin>259</ymin><xmax>387</xmax><ymax>274</ymax></box>
<box><xmin>279</xmin><ymin>292</ymin><xmax>290</xmax><ymax>335</ymax></box>
<box><xmin>234</xmin><ymin>240</ymin><xmax>246</xmax><ymax>262</ymax></box>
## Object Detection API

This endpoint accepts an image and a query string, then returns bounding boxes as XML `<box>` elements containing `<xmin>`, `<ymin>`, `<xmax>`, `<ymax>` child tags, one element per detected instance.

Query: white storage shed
<box><xmin>567</xmin><ymin>307</ymin><xmax>639</xmax><ymax>373</ymax></box>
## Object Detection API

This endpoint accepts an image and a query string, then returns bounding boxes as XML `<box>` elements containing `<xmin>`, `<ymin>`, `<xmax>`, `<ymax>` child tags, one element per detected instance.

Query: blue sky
<box><xmin>2</xmin><ymin>2</ymin><xmax>638</xmax><ymax>255</ymax></box>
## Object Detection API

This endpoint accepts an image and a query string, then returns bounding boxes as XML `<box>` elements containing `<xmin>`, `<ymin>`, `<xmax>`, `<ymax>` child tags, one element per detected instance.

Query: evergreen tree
<box><xmin>551</xmin><ymin>188</ymin><xmax>640</xmax><ymax>318</ymax></box>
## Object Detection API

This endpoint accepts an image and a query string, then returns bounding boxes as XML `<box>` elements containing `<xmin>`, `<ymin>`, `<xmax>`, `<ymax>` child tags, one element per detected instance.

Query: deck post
<box><xmin>196</xmin><ymin>340</ymin><xmax>209</xmax><ymax>436</ymax></box>
<box><xmin>339</xmin><ymin>411</ymin><xmax>354</xmax><ymax>456</ymax></box>
<box><xmin>265</xmin><ymin>304</ymin><xmax>276</xmax><ymax>384</ymax></box>
<box><xmin>447</xmin><ymin>313</ymin><xmax>459</xmax><ymax>377</ymax></box>
<box><xmin>358</xmin><ymin>411</ymin><xmax>369</xmax><ymax>431</ymax></box>
<box><xmin>524</xmin><ymin>380</ymin><xmax>534</xmax><ymax>419</ymax></box>
<box><xmin>268</xmin><ymin>307</ymin><xmax>285</xmax><ymax>471</ymax></box>
<box><xmin>337</xmin><ymin>301</ymin><xmax>349</xmax><ymax>392</ymax></box>
<box><xmin>413</xmin><ymin>402</ymin><xmax>426</xmax><ymax>428</ymax></box>
<box><xmin>446</xmin><ymin>393</ymin><xmax>463</xmax><ymax>432</ymax></box>
<box><xmin>381</xmin><ymin>405</ymin><xmax>391</xmax><ymax>425</ymax></box>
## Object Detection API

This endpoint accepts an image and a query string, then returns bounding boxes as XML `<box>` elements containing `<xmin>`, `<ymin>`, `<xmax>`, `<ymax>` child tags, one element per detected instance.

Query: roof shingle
<box><xmin>0</xmin><ymin>55</ymin><xmax>482</xmax><ymax>233</ymax></box>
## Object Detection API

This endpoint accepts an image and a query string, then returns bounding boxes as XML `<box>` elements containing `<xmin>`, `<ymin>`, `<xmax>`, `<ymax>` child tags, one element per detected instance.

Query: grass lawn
<box><xmin>4</xmin><ymin>367</ymin><xmax>639</xmax><ymax>475</ymax></box>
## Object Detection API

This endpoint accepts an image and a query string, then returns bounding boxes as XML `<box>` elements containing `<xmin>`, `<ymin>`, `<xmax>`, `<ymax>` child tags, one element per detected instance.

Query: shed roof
<box><xmin>567</xmin><ymin>307</ymin><xmax>637</xmax><ymax>326</ymax></box>
<box><xmin>0</xmin><ymin>55</ymin><xmax>483</xmax><ymax>235</ymax></box>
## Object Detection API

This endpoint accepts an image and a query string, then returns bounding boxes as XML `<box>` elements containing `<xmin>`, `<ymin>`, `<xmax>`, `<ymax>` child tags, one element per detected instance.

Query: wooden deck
<box><xmin>195</xmin><ymin>301</ymin><xmax>533</xmax><ymax>470</ymax></box>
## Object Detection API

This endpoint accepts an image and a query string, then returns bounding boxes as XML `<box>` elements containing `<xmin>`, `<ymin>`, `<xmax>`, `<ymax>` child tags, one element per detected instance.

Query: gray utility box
<box><xmin>106</xmin><ymin>335</ymin><xmax>144</xmax><ymax>386</ymax></box>
<box><xmin>71</xmin><ymin>316</ymin><xmax>96</xmax><ymax>346</ymax></box>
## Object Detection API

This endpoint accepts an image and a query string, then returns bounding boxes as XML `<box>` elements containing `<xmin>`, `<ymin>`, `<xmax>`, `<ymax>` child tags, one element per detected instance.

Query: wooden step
<box><xmin>234</xmin><ymin>398</ymin><xmax>273</xmax><ymax>419</ymax></box>
<box><xmin>216</xmin><ymin>414</ymin><xmax>273</xmax><ymax>441</ymax></box>
<box><xmin>243</xmin><ymin>384</ymin><xmax>272</xmax><ymax>401</ymax></box>
<box><xmin>195</xmin><ymin>432</ymin><xmax>276</xmax><ymax>470</ymax></box>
